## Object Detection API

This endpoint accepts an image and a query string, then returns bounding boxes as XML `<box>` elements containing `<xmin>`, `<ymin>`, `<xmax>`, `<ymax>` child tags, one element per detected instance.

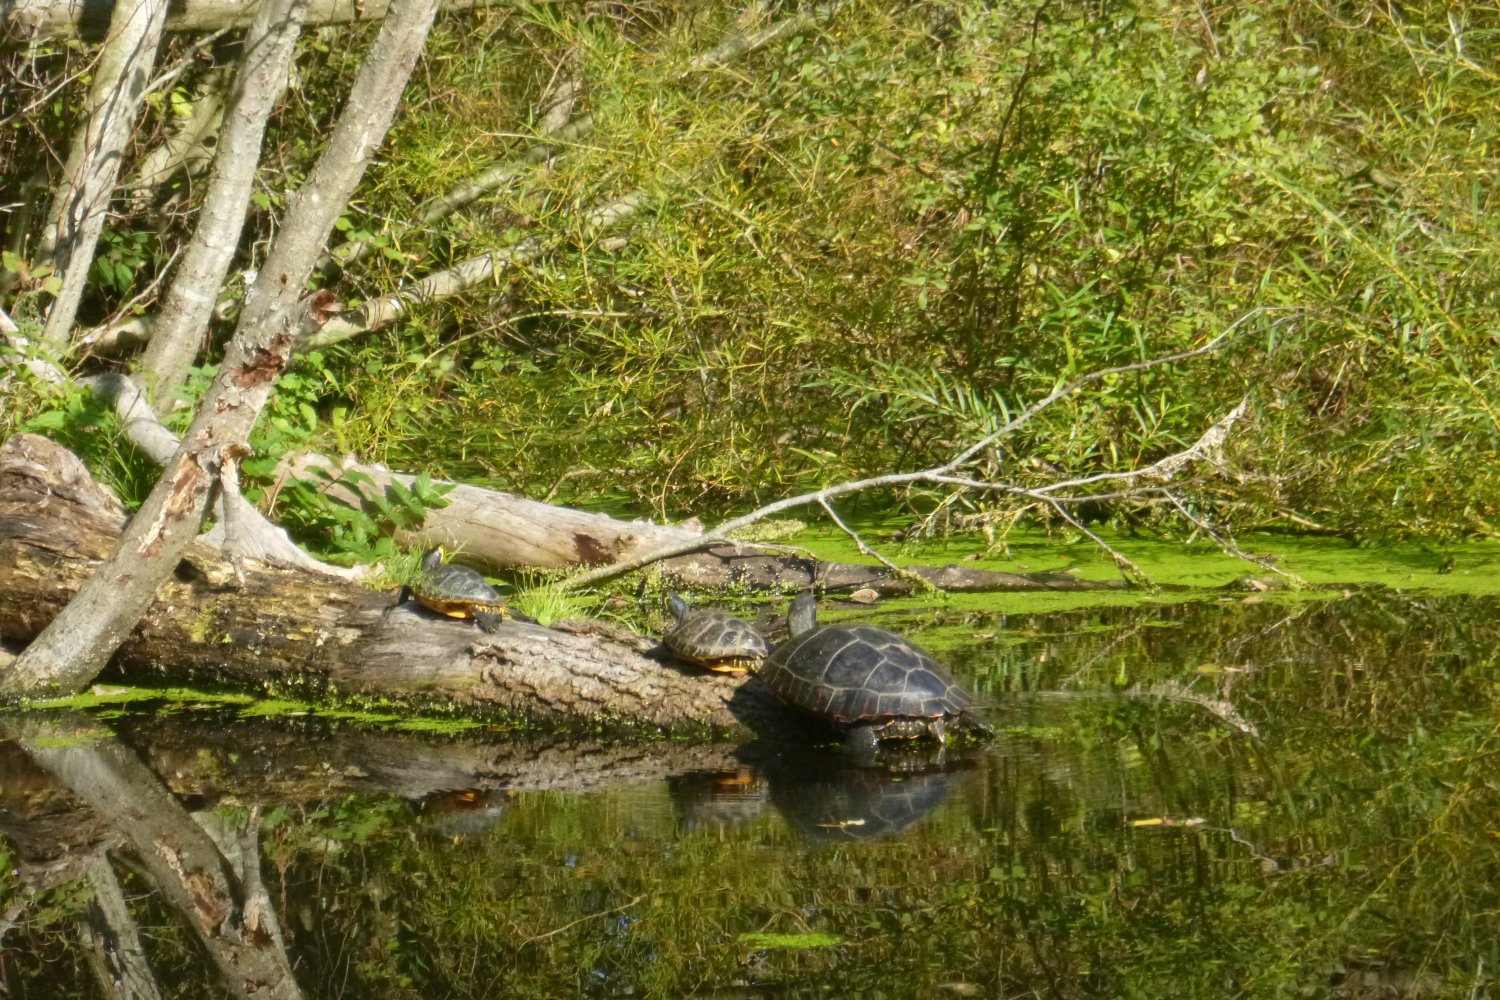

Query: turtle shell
<box><xmin>417</xmin><ymin>563</ymin><xmax>502</xmax><ymax>605</ymax></box>
<box><xmin>663</xmin><ymin>593</ymin><xmax>769</xmax><ymax>674</ymax></box>
<box><xmin>409</xmin><ymin>549</ymin><xmax>508</xmax><ymax>631</ymax></box>
<box><xmin>758</xmin><ymin>604</ymin><xmax>978</xmax><ymax>738</ymax></box>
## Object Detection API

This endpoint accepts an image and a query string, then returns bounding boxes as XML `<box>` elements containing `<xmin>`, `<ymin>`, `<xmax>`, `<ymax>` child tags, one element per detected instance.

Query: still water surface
<box><xmin>3</xmin><ymin>591</ymin><xmax>1497</xmax><ymax>997</ymax></box>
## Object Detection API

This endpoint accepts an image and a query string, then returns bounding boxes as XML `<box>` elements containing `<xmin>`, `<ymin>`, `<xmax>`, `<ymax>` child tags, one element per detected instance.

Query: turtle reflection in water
<box><xmin>397</xmin><ymin>547</ymin><xmax>511</xmax><ymax>632</ymax></box>
<box><xmin>411</xmin><ymin>788</ymin><xmax>513</xmax><ymax>841</ymax></box>
<box><xmin>661</xmin><ymin>592</ymin><xmax>769</xmax><ymax>674</ymax></box>
<box><xmin>769</xmin><ymin>762</ymin><xmax>957</xmax><ymax>843</ymax></box>
<box><xmin>668</xmin><ymin>768</ymin><xmax>770</xmax><ymax>833</ymax></box>
<box><xmin>757</xmin><ymin>591</ymin><xmax>992</xmax><ymax>757</ymax></box>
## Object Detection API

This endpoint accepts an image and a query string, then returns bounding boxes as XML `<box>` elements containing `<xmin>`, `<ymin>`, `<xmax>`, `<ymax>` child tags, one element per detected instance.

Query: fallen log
<box><xmin>282</xmin><ymin>451</ymin><xmax>1128</xmax><ymax>595</ymax></box>
<box><xmin>0</xmin><ymin>433</ymin><xmax>748</xmax><ymax>730</ymax></box>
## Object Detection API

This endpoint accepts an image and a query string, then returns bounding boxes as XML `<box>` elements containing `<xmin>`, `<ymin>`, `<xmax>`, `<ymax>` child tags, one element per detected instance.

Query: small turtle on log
<box><xmin>661</xmin><ymin>591</ymin><xmax>769</xmax><ymax>675</ymax></box>
<box><xmin>398</xmin><ymin>547</ymin><xmax>510</xmax><ymax>632</ymax></box>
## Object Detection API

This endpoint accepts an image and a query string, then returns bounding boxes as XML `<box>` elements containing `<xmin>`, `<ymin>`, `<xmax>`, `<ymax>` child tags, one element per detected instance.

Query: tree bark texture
<box><xmin>0</xmin><ymin>435</ymin><xmax>751</xmax><ymax>730</ymax></box>
<box><xmin>37</xmin><ymin>0</ymin><xmax>171</xmax><ymax>345</ymax></box>
<box><xmin>135</xmin><ymin>0</ymin><xmax>308</xmax><ymax>411</ymax></box>
<box><xmin>81</xmin><ymin>858</ymin><xmax>167</xmax><ymax>1000</ymax></box>
<box><xmin>0</xmin><ymin>0</ymin><xmax>488</xmax><ymax>42</ymax></box>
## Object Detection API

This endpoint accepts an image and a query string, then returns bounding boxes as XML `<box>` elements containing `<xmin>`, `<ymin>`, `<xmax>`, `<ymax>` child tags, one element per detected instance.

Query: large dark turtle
<box><xmin>757</xmin><ymin>591</ymin><xmax>991</xmax><ymax>754</ymax></box>
<box><xmin>399</xmin><ymin>547</ymin><xmax>509</xmax><ymax>632</ymax></box>
<box><xmin>662</xmin><ymin>591</ymin><xmax>769</xmax><ymax>674</ymax></box>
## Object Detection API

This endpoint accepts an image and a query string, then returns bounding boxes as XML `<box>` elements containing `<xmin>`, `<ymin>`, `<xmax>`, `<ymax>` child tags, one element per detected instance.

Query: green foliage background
<box><xmin>6</xmin><ymin>0</ymin><xmax>1498</xmax><ymax>540</ymax></box>
<box><xmin>326</xmin><ymin>0</ymin><xmax>1499</xmax><ymax>534</ymax></box>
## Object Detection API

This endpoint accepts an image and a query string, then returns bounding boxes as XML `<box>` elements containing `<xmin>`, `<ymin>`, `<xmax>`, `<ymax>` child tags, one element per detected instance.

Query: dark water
<box><xmin>3</xmin><ymin>592</ymin><xmax>1499</xmax><ymax>997</ymax></box>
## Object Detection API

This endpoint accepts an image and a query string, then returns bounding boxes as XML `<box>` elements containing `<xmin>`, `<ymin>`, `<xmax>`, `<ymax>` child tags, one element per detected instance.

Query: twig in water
<box><xmin>523</xmin><ymin>894</ymin><xmax>647</xmax><ymax>945</ymax></box>
<box><xmin>1162</xmin><ymin>490</ymin><xmax>1305</xmax><ymax>587</ymax></box>
<box><xmin>818</xmin><ymin>497</ymin><xmax>933</xmax><ymax>593</ymax></box>
<box><xmin>1041</xmin><ymin>496</ymin><xmax>1152</xmax><ymax>588</ymax></box>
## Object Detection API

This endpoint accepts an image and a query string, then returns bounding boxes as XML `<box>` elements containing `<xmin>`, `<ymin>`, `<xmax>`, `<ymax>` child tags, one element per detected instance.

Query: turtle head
<box><xmin>420</xmin><ymin>547</ymin><xmax>446</xmax><ymax>573</ymax></box>
<box><xmin>786</xmin><ymin>590</ymin><xmax>818</xmax><ymax>637</ymax></box>
<box><xmin>664</xmin><ymin>591</ymin><xmax>689</xmax><ymax>624</ymax></box>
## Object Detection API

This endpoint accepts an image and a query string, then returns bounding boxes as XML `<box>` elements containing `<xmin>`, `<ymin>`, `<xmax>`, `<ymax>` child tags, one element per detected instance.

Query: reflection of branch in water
<box><xmin>523</xmin><ymin>894</ymin><xmax>646</xmax><ymax>945</ymax></box>
<box><xmin>1056</xmin><ymin>615</ymin><xmax>1159</xmax><ymax>689</ymax></box>
<box><xmin>1028</xmin><ymin>683</ymin><xmax>1260</xmax><ymax>738</ymax></box>
<box><xmin>82</xmin><ymin>856</ymin><xmax>164</xmax><ymax>1000</ymax></box>
<box><xmin>0</xmin><ymin>848</ymin><xmax>114</xmax><ymax>945</ymax></box>
<box><xmin>2</xmin><ymin>715</ymin><xmax>304</xmax><ymax>1000</ymax></box>
<box><xmin>1217</xmin><ymin>826</ymin><xmax>1337</xmax><ymax>873</ymax></box>
<box><xmin>1132</xmin><ymin>680</ymin><xmax>1259</xmax><ymax>738</ymax></box>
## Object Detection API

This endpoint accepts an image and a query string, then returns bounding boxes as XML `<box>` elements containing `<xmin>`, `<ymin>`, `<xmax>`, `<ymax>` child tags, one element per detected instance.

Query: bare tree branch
<box><xmin>135</xmin><ymin>0</ymin><xmax>308</xmax><ymax>411</ymax></box>
<box><xmin>561</xmin><ymin>322</ymin><xmax>1258</xmax><ymax>591</ymax></box>
<box><xmin>76</xmin><ymin>1</ymin><xmax>847</xmax><ymax>359</ymax></box>
<box><xmin>299</xmin><ymin>191</ymin><xmax>648</xmax><ymax>351</ymax></box>
<box><xmin>122</xmin><ymin>63</ymin><xmax>231</xmax><ymax>204</ymax></box>
<box><xmin>817</xmin><ymin>496</ymin><xmax>931</xmax><ymax>592</ymax></box>
<box><xmin>36</xmin><ymin>0</ymin><xmax>172</xmax><ymax>345</ymax></box>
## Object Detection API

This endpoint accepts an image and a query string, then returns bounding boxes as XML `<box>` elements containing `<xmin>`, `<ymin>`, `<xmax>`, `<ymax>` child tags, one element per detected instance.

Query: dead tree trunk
<box><xmin>1</xmin><ymin>0</ymin><xmax>491</xmax><ymax>42</ymax></box>
<box><xmin>134</xmin><ymin>0</ymin><xmax>308</xmax><ymax>410</ymax></box>
<box><xmin>4</xmin><ymin>0</ymin><xmax>439</xmax><ymax>698</ymax></box>
<box><xmin>36</xmin><ymin>0</ymin><xmax>171</xmax><ymax>345</ymax></box>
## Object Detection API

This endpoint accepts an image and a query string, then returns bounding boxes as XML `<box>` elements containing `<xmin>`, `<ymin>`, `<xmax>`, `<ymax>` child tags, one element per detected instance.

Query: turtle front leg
<box><xmin>474</xmin><ymin>610</ymin><xmax>503</xmax><ymax>633</ymax></box>
<box><xmin>380</xmin><ymin>586</ymin><xmax>414</xmax><ymax>626</ymax></box>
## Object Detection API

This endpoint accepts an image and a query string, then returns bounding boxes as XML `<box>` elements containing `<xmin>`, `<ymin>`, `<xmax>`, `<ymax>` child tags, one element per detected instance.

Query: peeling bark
<box><xmin>4</xmin><ymin>0</ymin><xmax>441</xmax><ymax>698</ymax></box>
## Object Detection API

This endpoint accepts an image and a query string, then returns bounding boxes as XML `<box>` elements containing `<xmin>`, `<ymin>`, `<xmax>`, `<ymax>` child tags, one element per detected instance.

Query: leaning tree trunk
<box><xmin>0</xmin><ymin>0</ymin><xmax>488</xmax><ymax>41</ymax></box>
<box><xmin>36</xmin><ymin>0</ymin><xmax>171</xmax><ymax>346</ymax></box>
<box><xmin>134</xmin><ymin>0</ymin><xmax>308</xmax><ymax>412</ymax></box>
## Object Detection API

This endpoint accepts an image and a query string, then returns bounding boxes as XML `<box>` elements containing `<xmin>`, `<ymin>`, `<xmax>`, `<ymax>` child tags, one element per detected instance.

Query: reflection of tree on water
<box><xmin>0</xmin><ymin>714</ymin><xmax>304</xmax><ymax>1000</ymax></box>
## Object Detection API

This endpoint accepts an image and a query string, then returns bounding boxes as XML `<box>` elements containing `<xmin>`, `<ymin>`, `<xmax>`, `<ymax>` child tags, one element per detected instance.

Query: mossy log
<box><xmin>0</xmin><ymin>434</ymin><xmax>747</xmax><ymax>730</ymax></box>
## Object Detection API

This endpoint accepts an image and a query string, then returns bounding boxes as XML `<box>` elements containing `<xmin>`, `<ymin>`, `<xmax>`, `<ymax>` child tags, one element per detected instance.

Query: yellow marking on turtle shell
<box><xmin>703</xmin><ymin>656</ymin><xmax>762</xmax><ymax>674</ymax></box>
<box><xmin>414</xmin><ymin>595</ymin><xmax>509</xmax><ymax>620</ymax></box>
